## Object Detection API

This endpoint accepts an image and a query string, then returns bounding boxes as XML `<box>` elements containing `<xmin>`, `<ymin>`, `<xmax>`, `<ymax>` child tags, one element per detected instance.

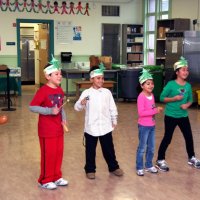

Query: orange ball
<box><xmin>0</xmin><ymin>115</ymin><xmax>8</xmax><ymax>125</ymax></box>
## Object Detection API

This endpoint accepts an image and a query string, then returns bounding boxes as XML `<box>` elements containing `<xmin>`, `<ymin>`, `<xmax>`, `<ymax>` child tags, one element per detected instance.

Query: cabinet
<box><xmin>122</xmin><ymin>24</ymin><xmax>143</xmax><ymax>67</ymax></box>
<box><xmin>156</xmin><ymin>18</ymin><xmax>190</xmax><ymax>66</ymax></box>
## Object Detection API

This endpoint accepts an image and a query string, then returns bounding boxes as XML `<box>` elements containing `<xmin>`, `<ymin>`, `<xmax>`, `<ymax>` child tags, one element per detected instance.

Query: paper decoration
<box><xmin>73</xmin><ymin>26</ymin><xmax>82</xmax><ymax>41</ymax></box>
<box><xmin>56</xmin><ymin>21</ymin><xmax>73</xmax><ymax>44</ymax></box>
<box><xmin>0</xmin><ymin>0</ymin><xmax>90</xmax><ymax>15</ymax></box>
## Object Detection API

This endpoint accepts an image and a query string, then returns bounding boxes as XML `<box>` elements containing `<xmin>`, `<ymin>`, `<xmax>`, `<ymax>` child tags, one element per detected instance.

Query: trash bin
<box><xmin>196</xmin><ymin>90</ymin><xmax>200</xmax><ymax>106</ymax></box>
<box><xmin>143</xmin><ymin>65</ymin><xmax>164</xmax><ymax>101</ymax></box>
<box><xmin>118</xmin><ymin>68</ymin><xmax>141</xmax><ymax>100</ymax></box>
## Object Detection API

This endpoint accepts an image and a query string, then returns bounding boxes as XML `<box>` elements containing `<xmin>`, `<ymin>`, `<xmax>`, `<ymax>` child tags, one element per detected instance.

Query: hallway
<box><xmin>0</xmin><ymin>93</ymin><xmax>200</xmax><ymax>200</ymax></box>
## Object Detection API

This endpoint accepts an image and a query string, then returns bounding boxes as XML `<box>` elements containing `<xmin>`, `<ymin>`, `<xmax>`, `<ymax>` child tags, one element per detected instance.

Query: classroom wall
<box><xmin>0</xmin><ymin>0</ymin><xmax>143</xmax><ymax>67</ymax></box>
<box><xmin>172</xmin><ymin>0</ymin><xmax>200</xmax><ymax>30</ymax></box>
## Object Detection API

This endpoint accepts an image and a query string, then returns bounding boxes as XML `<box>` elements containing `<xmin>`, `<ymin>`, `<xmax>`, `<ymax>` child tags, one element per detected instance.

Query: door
<box><xmin>38</xmin><ymin>24</ymin><xmax>49</xmax><ymax>85</ymax></box>
<box><xmin>101</xmin><ymin>24</ymin><xmax>120</xmax><ymax>64</ymax></box>
<box><xmin>20</xmin><ymin>29</ymin><xmax>35</xmax><ymax>84</ymax></box>
<box><xmin>17</xmin><ymin>19</ymin><xmax>54</xmax><ymax>95</ymax></box>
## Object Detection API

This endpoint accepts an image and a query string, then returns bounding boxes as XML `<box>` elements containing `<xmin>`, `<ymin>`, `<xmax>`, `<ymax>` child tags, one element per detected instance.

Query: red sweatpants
<box><xmin>38</xmin><ymin>135</ymin><xmax>64</xmax><ymax>184</ymax></box>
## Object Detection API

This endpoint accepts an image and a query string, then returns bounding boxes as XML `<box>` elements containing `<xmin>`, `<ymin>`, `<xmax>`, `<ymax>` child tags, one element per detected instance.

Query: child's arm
<box><xmin>74</xmin><ymin>99</ymin><xmax>86</xmax><ymax>111</ymax></box>
<box><xmin>74</xmin><ymin>91</ymin><xmax>88</xmax><ymax>111</ymax></box>
<box><xmin>109</xmin><ymin>92</ymin><xmax>118</xmax><ymax>127</ymax></box>
<box><xmin>180</xmin><ymin>102</ymin><xmax>192</xmax><ymax>110</ymax></box>
<box><xmin>163</xmin><ymin>95</ymin><xmax>183</xmax><ymax>103</ymax></box>
<box><xmin>180</xmin><ymin>84</ymin><xmax>193</xmax><ymax>110</ymax></box>
<box><xmin>160</xmin><ymin>81</ymin><xmax>183</xmax><ymax>103</ymax></box>
<box><xmin>61</xmin><ymin>108</ymin><xmax>67</xmax><ymax>121</ymax></box>
<box><xmin>29</xmin><ymin>106</ymin><xmax>54</xmax><ymax>115</ymax></box>
<box><xmin>61</xmin><ymin>109</ymin><xmax>69</xmax><ymax>132</ymax></box>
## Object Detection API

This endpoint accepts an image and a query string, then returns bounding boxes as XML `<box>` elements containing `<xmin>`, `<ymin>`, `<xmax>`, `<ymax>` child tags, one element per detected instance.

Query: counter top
<box><xmin>61</xmin><ymin>68</ymin><xmax>120</xmax><ymax>73</ymax></box>
<box><xmin>62</xmin><ymin>67</ymin><xmax>142</xmax><ymax>73</ymax></box>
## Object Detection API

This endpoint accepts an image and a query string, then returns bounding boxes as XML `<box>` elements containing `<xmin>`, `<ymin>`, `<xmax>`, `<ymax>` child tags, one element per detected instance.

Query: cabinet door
<box><xmin>165</xmin><ymin>37</ymin><xmax>183</xmax><ymax>68</ymax></box>
<box><xmin>101</xmin><ymin>24</ymin><xmax>120</xmax><ymax>64</ymax></box>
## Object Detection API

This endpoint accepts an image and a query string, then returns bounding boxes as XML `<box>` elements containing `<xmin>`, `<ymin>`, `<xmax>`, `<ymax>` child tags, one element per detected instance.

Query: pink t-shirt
<box><xmin>137</xmin><ymin>92</ymin><xmax>158</xmax><ymax>126</ymax></box>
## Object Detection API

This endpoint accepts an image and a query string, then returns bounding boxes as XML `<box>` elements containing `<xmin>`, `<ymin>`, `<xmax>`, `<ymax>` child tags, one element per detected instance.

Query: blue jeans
<box><xmin>136</xmin><ymin>124</ymin><xmax>155</xmax><ymax>170</ymax></box>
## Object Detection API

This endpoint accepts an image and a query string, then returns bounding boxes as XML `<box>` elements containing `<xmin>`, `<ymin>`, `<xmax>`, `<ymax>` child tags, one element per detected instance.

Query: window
<box><xmin>143</xmin><ymin>0</ymin><xmax>171</xmax><ymax>65</ymax></box>
<box><xmin>102</xmin><ymin>5</ymin><xmax>120</xmax><ymax>16</ymax></box>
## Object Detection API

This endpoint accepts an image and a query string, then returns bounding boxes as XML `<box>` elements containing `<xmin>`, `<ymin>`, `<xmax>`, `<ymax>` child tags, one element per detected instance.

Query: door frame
<box><xmin>16</xmin><ymin>19</ymin><xmax>54</xmax><ymax>94</ymax></box>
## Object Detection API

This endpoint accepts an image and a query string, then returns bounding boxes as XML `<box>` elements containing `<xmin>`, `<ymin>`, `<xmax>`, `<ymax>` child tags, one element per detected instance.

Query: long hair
<box><xmin>171</xmin><ymin>69</ymin><xmax>178</xmax><ymax>80</ymax></box>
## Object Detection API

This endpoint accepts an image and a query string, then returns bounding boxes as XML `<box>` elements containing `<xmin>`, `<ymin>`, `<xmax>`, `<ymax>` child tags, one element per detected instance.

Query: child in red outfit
<box><xmin>29</xmin><ymin>56</ymin><xmax>68</xmax><ymax>190</ymax></box>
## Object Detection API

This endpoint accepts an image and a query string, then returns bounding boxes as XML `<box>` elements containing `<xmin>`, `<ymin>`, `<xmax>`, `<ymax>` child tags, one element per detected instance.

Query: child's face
<box><xmin>141</xmin><ymin>79</ymin><xmax>154</xmax><ymax>94</ymax></box>
<box><xmin>90</xmin><ymin>75</ymin><xmax>104</xmax><ymax>89</ymax></box>
<box><xmin>176</xmin><ymin>66</ymin><xmax>189</xmax><ymax>80</ymax></box>
<box><xmin>45</xmin><ymin>70</ymin><xmax>62</xmax><ymax>87</ymax></box>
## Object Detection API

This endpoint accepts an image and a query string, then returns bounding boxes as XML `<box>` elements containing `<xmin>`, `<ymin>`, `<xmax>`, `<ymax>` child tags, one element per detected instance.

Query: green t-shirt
<box><xmin>160</xmin><ymin>80</ymin><xmax>193</xmax><ymax>118</ymax></box>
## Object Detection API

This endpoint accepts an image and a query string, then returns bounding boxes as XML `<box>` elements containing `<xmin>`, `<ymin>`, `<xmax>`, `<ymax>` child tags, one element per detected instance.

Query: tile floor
<box><xmin>0</xmin><ymin>90</ymin><xmax>200</xmax><ymax>200</ymax></box>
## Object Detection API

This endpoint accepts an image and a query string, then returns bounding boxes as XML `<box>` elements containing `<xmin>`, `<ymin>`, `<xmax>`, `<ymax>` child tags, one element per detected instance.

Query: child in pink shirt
<box><xmin>136</xmin><ymin>69</ymin><xmax>163</xmax><ymax>176</ymax></box>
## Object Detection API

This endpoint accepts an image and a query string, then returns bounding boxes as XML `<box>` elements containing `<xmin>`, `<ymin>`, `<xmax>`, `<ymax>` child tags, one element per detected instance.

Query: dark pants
<box><xmin>157</xmin><ymin>115</ymin><xmax>195</xmax><ymax>160</ymax></box>
<box><xmin>84</xmin><ymin>132</ymin><xmax>119</xmax><ymax>173</ymax></box>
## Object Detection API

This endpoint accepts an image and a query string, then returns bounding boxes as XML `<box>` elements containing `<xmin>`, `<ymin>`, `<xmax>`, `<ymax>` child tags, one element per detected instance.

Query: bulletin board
<box><xmin>56</xmin><ymin>21</ymin><xmax>73</xmax><ymax>44</ymax></box>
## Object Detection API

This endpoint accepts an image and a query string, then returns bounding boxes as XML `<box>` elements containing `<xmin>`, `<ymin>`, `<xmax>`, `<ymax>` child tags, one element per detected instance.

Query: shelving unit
<box><xmin>156</xmin><ymin>18</ymin><xmax>190</xmax><ymax>66</ymax></box>
<box><xmin>122</xmin><ymin>24</ymin><xmax>143</xmax><ymax>67</ymax></box>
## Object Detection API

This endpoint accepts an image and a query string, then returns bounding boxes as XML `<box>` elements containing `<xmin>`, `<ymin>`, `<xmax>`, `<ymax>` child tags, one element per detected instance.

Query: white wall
<box><xmin>0</xmin><ymin>0</ymin><xmax>143</xmax><ymax>56</ymax></box>
<box><xmin>172</xmin><ymin>0</ymin><xmax>200</xmax><ymax>30</ymax></box>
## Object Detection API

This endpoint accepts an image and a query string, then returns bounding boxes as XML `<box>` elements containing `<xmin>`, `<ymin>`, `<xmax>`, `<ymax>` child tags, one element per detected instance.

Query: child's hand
<box><xmin>52</xmin><ymin>105</ymin><xmax>60</xmax><ymax>115</ymax></box>
<box><xmin>62</xmin><ymin>120</ymin><xmax>68</xmax><ymax>126</ymax></box>
<box><xmin>173</xmin><ymin>95</ymin><xmax>183</xmax><ymax>101</ymax></box>
<box><xmin>157</xmin><ymin>106</ymin><xmax>163</xmax><ymax>113</ymax></box>
<box><xmin>62</xmin><ymin>120</ymin><xmax>69</xmax><ymax>133</ymax></box>
<box><xmin>112</xmin><ymin>123</ymin><xmax>117</xmax><ymax>129</ymax></box>
<box><xmin>81</xmin><ymin>97</ymin><xmax>89</xmax><ymax>105</ymax></box>
<box><xmin>180</xmin><ymin>104</ymin><xmax>189</xmax><ymax>110</ymax></box>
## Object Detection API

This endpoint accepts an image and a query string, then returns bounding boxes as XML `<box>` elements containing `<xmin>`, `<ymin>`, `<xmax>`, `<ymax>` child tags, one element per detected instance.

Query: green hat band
<box><xmin>173</xmin><ymin>56</ymin><xmax>188</xmax><ymax>71</ymax></box>
<box><xmin>139</xmin><ymin>68</ymin><xmax>153</xmax><ymax>84</ymax></box>
<box><xmin>44</xmin><ymin>55</ymin><xmax>62</xmax><ymax>74</ymax></box>
<box><xmin>90</xmin><ymin>68</ymin><xmax>104</xmax><ymax>78</ymax></box>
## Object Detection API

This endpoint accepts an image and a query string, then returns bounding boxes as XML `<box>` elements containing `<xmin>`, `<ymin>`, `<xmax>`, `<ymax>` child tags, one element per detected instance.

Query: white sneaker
<box><xmin>145</xmin><ymin>166</ymin><xmax>158</xmax><ymax>173</ymax></box>
<box><xmin>156</xmin><ymin>160</ymin><xmax>169</xmax><ymax>172</ymax></box>
<box><xmin>188</xmin><ymin>156</ymin><xmax>200</xmax><ymax>168</ymax></box>
<box><xmin>40</xmin><ymin>182</ymin><xmax>57</xmax><ymax>190</ymax></box>
<box><xmin>136</xmin><ymin>169</ymin><xmax>144</xmax><ymax>176</ymax></box>
<box><xmin>54</xmin><ymin>178</ymin><xmax>68</xmax><ymax>186</ymax></box>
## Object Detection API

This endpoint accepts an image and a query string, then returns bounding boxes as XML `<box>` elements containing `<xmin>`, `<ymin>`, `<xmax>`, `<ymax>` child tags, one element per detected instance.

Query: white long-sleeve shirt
<box><xmin>74</xmin><ymin>87</ymin><xmax>118</xmax><ymax>136</ymax></box>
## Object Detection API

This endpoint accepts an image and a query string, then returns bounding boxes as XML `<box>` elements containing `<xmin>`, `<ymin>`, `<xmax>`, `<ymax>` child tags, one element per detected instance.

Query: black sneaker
<box><xmin>188</xmin><ymin>156</ymin><xmax>200</xmax><ymax>169</ymax></box>
<box><xmin>156</xmin><ymin>160</ymin><xmax>169</xmax><ymax>172</ymax></box>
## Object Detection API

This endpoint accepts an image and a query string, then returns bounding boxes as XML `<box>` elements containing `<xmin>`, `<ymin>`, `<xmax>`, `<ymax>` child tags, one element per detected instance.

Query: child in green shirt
<box><xmin>155</xmin><ymin>57</ymin><xmax>200</xmax><ymax>171</ymax></box>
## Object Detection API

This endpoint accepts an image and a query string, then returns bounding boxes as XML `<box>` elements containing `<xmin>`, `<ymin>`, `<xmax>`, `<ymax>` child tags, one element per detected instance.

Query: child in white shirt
<box><xmin>74</xmin><ymin>66</ymin><xmax>123</xmax><ymax>179</ymax></box>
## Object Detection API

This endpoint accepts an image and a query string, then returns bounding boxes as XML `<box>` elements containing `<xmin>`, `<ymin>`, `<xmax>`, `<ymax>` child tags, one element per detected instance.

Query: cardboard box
<box><xmin>99</xmin><ymin>56</ymin><xmax>112</xmax><ymax>69</ymax></box>
<box><xmin>158</xmin><ymin>27</ymin><xmax>165</xmax><ymax>38</ymax></box>
<box><xmin>128</xmin><ymin>54</ymin><xmax>140</xmax><ymax>61</ymax></box>
<box><xmin>135</xmin><ymin>45</ymin><xmax>142</xmax><ymax>52</ymax></box>
<box><xmin>135</xmin><ymin>37</ymin><xmax>143</xmax><ymax>42</ymax></box>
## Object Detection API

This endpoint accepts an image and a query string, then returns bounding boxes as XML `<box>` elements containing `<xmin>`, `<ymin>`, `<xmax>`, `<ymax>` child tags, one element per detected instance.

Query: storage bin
<box><xmin>196</xmin><ymin>90</ymin><xmax>200</xmax><ymax>105</ymax></box>
<box><xmin>118</xmin><ymin>69</ymin><xmax>141</xmax><ymax>99</ymax></box>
